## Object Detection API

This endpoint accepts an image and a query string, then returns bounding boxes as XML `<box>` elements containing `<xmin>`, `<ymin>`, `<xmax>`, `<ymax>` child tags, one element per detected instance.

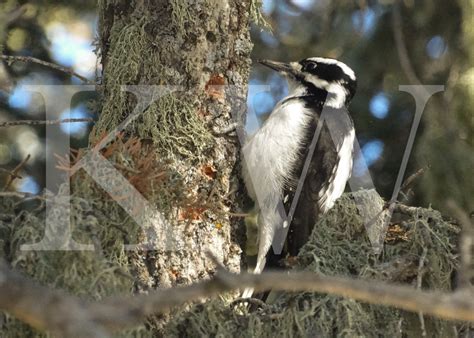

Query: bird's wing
<box><xmin>282</xmin><ymin>106</ymin><xmax>355</xmax><ymax>257</ymax></box>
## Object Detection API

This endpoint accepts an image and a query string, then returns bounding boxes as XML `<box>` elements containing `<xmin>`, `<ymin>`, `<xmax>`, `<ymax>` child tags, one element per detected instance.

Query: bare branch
<box><xmin>400</xmin><ymin>166</ymin><xmax>428</xmax><ymax>194</ymax></box>
<box><xmin>0</xmin><ymin>261</ymin><xmax>110</xmax><ymax>338</ymax></box>
<box><xmin>0</xmin><ymin>168</ymin><xmax>22</xmax><ymax>179</ymax></box>
<box><xmin>417</xmin><ymin>247</ymin><xmax>428</xmax><ymax>337</ymax></box>
<box><xmin>0</xmin><ymin>55</ymin><xmax>94</xmax><ymax>84</ymax></box>
<box><xmin>2</xmin><ymin>154</ymin><xmax>30</xmax><ymax>190</ymax></box>
<box><xmin>0</xmin><ymin>258</ymin><xmax>473</xmax><ymax>337</ymax></box>
<box><xmin>0</xmin><ymin>118</ymin><xmax>95</xmax><ymax>128</ymax></box>
<box><xmin>0</xmin><ymin>191</ymin><xmax>35</xmax><ymax>199</ymax></box>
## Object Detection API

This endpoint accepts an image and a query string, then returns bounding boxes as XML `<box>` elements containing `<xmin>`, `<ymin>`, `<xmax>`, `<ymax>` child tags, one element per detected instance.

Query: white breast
<box><xmin>242</xmin><ymin>99</ymin><xmax>312</xmax><ymax>205</ymax></box>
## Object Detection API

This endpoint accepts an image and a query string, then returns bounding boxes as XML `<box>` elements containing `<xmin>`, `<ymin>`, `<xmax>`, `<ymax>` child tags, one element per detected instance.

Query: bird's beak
<box><xmin>258</xmin><ymin>60</ymin><xmax>294</xmax><ymax>74</ymax></box>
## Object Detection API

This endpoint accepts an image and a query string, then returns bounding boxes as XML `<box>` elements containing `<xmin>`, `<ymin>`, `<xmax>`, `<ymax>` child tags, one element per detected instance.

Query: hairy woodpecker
<box><xmin>242</xmin><ymin>57</ymin><xmax>357</xmax><ymax>297</ymax></box>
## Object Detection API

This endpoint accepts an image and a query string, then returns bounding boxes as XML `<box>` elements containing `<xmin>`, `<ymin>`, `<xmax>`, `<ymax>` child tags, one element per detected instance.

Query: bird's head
<box><xmin>259</xmin><ymin>57</ymin><xmax>357</xmax><ymax>108</ymax></box>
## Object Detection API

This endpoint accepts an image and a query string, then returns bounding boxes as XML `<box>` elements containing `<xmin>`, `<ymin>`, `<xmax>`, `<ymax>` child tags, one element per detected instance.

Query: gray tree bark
<box><xmin>93</xmin><ymin>0</ymin><xmax>253</xmax><ymax>291</ymax></box>
<box><xmin>0</xmin><ymin>0</ymin><xmax>255</xmax><ymax>335</ymax></box>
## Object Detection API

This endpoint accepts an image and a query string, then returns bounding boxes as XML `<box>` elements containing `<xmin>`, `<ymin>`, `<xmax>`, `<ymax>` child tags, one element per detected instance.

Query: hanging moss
<box><xmin>0</xmin><ymin>188</ymin><xmax>463</xmax><ymax>336</ymax></box>
<box><xmin>163</xmin><ymin>190</ymin><xmax>462</xmax><ymax>337</ymax></box>
<box><xmin>0</xmin><ymin>189</ymin><xmax>144</xmax><ymax>336</ymax></box>
<box><xmin>250</xmin><ymin>0</ymin><xmax>271</xmax><ymax>29</ymax></box>
<box><xmin>0</xmin><ymin>141</ymin><xmax>189</xmax><ymax>336</ymax></box>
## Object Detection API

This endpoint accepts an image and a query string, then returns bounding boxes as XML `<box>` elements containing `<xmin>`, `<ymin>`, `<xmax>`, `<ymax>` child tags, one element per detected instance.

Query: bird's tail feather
<box><xmin>241</xmin><ymin>256</ymin><xmax>266</xmax><ymax>298</ymax></box>
<box><xmin>241</xmin><ymin>287</ymin><xmax>254</xmax><ymax>298</ymax></box>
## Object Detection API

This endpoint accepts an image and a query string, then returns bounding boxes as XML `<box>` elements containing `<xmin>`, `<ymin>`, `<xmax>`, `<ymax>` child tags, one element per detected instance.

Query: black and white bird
<box><xmin>242</xmin><ymin>57</ymin><xmax>357</xmax><ymax>297</ymax></box>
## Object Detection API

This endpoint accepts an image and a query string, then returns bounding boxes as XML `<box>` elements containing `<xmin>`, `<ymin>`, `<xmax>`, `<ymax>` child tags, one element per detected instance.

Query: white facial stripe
<box><xmin>305</xmin><ymin>73</ymin><xmax>330</xmax><ymax>90</ymax></box>
<box><xmin>290</xmin><ymin>62</ymin><xmax>302</xmax><ymax>72</ymax></box>
<box><xmin>307</xmin><ymin>57</ymin><xmax>356</xmax><ymax>81</ymax></box>
<box><xmin>284</xmin><ymin>59</ymin><xmax>353</xmax><ymax>108</ymax></box>
<box><xmin>303</xmin><ymin>74</ymin><xmax>348</xmax><ymax>108</ymax></box>
<box><xmin>326</xmin><ymin>83</ymin><xmax>348</xmax><ymax>108</ymax></box>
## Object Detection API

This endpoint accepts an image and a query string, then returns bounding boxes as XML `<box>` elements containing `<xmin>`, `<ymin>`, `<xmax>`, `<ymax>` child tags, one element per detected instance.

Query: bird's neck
<box><xmin>287</xmin><ymin>84</ymin><xmax>348</xmax><ymax>109</ymax></box>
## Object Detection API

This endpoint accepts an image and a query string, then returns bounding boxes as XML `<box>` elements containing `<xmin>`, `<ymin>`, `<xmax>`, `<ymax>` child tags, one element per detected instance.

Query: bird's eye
<box><xmin>304</xmin><ymin>62</ymin><xmax>317</xmax><ymax>72</ymax></box>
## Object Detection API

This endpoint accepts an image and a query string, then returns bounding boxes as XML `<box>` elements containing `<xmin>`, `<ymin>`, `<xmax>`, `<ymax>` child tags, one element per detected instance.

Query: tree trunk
<box><xmin>0</xmin><ymin>0</ymin><xmax>254</xmax><ymax>335</ymax></box>
<box><xmin>92</xmin><ymin>0</ymin><xmax>252</xmax><ymax>289</ymax></box>
<box><xmin>94</xmin><ymin>0</ymin><xmax>253</xmax><ymax>291</ymax></box>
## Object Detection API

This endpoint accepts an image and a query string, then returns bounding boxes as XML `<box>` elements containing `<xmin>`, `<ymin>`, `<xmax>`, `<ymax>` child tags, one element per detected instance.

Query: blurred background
<box><xmin>0</xmin><ymin>0</ymin><xmax>472</xmax><ymax>215</ymax></box>
<box><xmin>0</xmin><ymin>0</ymin><xmax>97</xmax><ymax>194</ymax></box>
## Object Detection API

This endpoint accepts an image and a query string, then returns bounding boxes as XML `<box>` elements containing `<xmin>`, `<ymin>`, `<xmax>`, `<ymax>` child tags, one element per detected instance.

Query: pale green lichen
<box><xmin>0</xmin><ymin>147</ymin><xmax>187</xmax><ymax>336</ymax></box>
<box><xmin>169</xmin><ymin>0</ymin><xmax>192</xmax><ymax>37</ymax></box>
<box><xmin>137</xmin><ymin>94</ymin><xmax>213</xmax><ymax>161</ymax></box>
<box><xmin>93</xmin><ymin>12</ymin><xmax>213</xmax><ymax>162</ymax></box>
<box><xmin>0</xmin><ymin>188</ymin><xmax>144</xmax><ymax>336</ymax></box>
<box><xmin>92</xmin><ymin>19</ymin><xmax>148</xmax><ymax>135</ymax></box>
<box><xmin>164</xmin><ymin>191</ymin><xmax>462</xmax><ymax>337</ymax></box>
<box><xmin>0</xmin><ymin>189</ymin><xmax>463</xmax><ymax>336</ymax></box>
<box><xmin>250</xmin><ymin>0</ymin><xmax>271</xmax><ymax>29</ymax></box>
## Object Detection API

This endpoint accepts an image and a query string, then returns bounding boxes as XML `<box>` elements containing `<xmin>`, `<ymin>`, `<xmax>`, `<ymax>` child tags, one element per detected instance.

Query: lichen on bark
<box><xmin>1</xmin><ymin>0</ymin><xmax>467</xmax><ymax>337</ymax></box>
<box><xmin>1</xmin><ymin>0</ymin><xmax>255</xmax><ymax>335</ymax></box>
<box><xmin>93</xmin><ymin>0</ymin><xmax>254</xmax><ymax>296</ymax></box>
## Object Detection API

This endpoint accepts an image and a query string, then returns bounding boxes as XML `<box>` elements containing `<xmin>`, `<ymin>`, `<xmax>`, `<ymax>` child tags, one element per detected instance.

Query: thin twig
<box><xmin>417</xmin><ymin>247</ymin><xmax>428</xmax><ymax>337</ymax></box>
<box><xmin>114</xmin><ymin>164</ymin><xmax>141</xmax><ymax>175</ymax></box>
<box><xmin>229</xmin><ymin>212</ymin><xmax>250</xmax><ymax>218</ymax></box>
<box><xmin>13</xmin><ymin>195</ymin><xmax>47</xmax><ymax>210</ymax></box>
<box><xmin>2</xmin><ymin>154</ymin><xmax>30</xmax><ymax>191</ymax></box>
<box><xmin>0</xmin><ymin>168</ymin><xmax>22</xmax><ymax>179</ymax></box>
<box><xmin>0</xmin><ymin>55</ymin><xmax>93</xmax><ymax>84</ymax></box>
<box><xmin>0</xmin><ymin>191</ymin><xmax>35</xmax><ymax>199</ymax></box>
<box><xmin>400</xmin><ymin>166</ymin><xmax>429</xmax><ymax>195</ymax></box>
<box><xmin>0</xmin><ymin>118</ymin><xmax>95</xmax><ymax>128</ymax></box>
<box><xmin>393</xmin><ymin>203</ymin><xmax>421</xmax><ymax>216</ymax></box>
<box><xmin>380</xmin><ymin>166</ymin><xmax>429</xmax><ymax>213</ymax></box>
